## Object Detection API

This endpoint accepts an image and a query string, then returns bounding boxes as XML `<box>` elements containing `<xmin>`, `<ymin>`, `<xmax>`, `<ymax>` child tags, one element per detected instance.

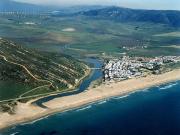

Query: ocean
<box><xmin>1</xmin><ymin>81</ymin><xmax>180</xmax><ymax>135</ymax></box>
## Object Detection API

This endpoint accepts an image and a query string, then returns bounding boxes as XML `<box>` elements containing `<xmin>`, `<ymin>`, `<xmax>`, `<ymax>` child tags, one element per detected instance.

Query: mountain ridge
<box><xmin>0</xmin><ymin>0</ymin><xmax>52</xmax><ymax>12</ymax></box>
<box><xmin>77</xmin><ymin>6</ymin><xmax>180</xmax><ymax>27</ymax></box>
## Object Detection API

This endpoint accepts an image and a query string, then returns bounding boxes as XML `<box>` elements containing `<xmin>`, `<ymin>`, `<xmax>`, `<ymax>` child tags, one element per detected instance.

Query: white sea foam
<box><xmin>10</xmin><ymin>132</ymin><xmax>19</xmax><ymax>135</ymax></box>
<box><xmin>113</xmin><ymin>94</ymin><xmax>130</xmax><ymax>100</ymax></box>
<box><xmin>142</xmin><ymin>88</ymin><xmax>150</xmax><ymax>92</ymax></box>
<box><xmin>11</xmin><ymin>126</ymin><xmax>16</xmax><ymax>130</ymax></box>
<box><xmin>159</xmin><ymin>83</ymin><xmax>178</xmax><ymax>90</ymax></box>
<box><xmin>20</xmin><ymin>116</ymin><xmax>48</xmax><ymax>126</ymax></box>
<box><xmin>76</xmin><ymin>105</ymin><xmax>92</xmax><ymax>112</ymax></box>
<box><xmin>97</xmin><ymin>100</ymin><xmax>107</xmax><ymax>105</ymax></box>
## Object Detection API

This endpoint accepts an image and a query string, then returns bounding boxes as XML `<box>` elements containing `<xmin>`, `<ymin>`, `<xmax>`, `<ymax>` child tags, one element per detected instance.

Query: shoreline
<box><xmin>0</xmin><ymin>69</ymin><xmax>180</xmax><ymax>131</ymax></box>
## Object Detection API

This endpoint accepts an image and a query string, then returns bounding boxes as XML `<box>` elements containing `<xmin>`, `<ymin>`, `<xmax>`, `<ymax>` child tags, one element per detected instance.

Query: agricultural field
<box><xmin>0</xmin><ymin>14</ymin><xmax>180</xmax><ymax>57</ymax></box>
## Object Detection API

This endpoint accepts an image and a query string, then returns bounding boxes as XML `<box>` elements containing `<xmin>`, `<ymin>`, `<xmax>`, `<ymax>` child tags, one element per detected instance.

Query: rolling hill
<box><xmin>0</xmin><ymin>38</ymin><xmax>89</xmax><ymax>101</ymax></box>
<box><xmin>0</xmin><ymin>0</ymin><xmax>51</xmax><ymax>12</ymax></box>
<box><xmin>77</xmin><ymin>6</ymin><xmax>180</xmax><ymax>27</ymax></box>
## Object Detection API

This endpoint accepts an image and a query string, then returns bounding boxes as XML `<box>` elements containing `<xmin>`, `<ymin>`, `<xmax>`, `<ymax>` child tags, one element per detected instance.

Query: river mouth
<box><xmin>33</xmin><ymin>57</ymin><xmax>103</xmax><ymax>108</ymax></box>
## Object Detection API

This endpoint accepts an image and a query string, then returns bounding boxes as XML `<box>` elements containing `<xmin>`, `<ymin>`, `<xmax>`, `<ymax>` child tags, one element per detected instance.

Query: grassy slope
<box><xmin>0</xmin><ymin>38</ymin><xmax>88</xmax><ymax>101</ymax></box>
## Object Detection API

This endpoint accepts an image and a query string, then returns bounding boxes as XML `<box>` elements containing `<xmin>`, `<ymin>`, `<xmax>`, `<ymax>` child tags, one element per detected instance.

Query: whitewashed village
<box><xmin>103</xmin><ymin>56</ymin><xmax>180</xmax><ymax>81</ymax></box>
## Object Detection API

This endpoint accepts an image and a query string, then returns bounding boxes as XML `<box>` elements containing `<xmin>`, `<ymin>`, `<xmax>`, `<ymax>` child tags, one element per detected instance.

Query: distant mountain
<box><xmin>0</xmin><ymin>0</ymin><xmax>51</xmax><ymax>13</ymax></box>
<box><xmin>51</xmin><ymin>5</ymin><xmax>106</xmax><ymax>16</ymax></box>
<box><xmin>77</xmin><ymin>6</ymin><xmax>180</xmax><ymax>27</ymax></box>
<box><xmin>0</xmin><ymin>1</ymin><xmax>105</xmax><ymax>14</ymax></box>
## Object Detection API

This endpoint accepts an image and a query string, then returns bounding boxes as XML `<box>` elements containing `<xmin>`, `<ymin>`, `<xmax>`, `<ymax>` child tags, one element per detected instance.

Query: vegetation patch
<box><xmin>0</xmin><ymin>38</ymin><xmax>88</xmax><ymax>103</ymax></box>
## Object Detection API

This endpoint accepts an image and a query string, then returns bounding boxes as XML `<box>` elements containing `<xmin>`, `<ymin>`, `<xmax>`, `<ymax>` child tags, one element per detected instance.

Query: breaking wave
<box><xmin>113</xmin><ymin>94</ymin><xmax>130</xmax><ymax>100</ymax></box>
<box><xmin>20</xmin><ymin>116</ymin><xmax>48</xmax><ymax>126</ymax></box>
<box><xmin>97</xmin><ymin>100</ymin><xmax>107</xmax><ymax>105</ymax></box>
<box><xmin>159</xmin><ymin>83</ymin><xmax>178</xmax><ymax>90</ymax></box>
<box><xmin>76</xmin><ymin>105</ymin><xmax>92</xmax><ymax>112</ymax></box>
<box><xmin>142</xmin><ymin>88</ymin><xmax>150</xmax><ymax>92</ymax></box>
<box><xmin>10</xmin><ymin>132</ymin><xmax>19</xmax><ymax>135</ymax></box>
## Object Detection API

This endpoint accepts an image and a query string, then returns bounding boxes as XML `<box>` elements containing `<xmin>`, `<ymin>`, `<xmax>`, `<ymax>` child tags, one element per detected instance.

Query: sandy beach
<box><xmin>0</xmin><ymin>69</ymin><xmax>180</xmax><ymax>130</ymax></box>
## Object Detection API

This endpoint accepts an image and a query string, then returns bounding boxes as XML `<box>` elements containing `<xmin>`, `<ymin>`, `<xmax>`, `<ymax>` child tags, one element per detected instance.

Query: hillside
<box><xmin>0</xmin><ymin>0</ymin><xmax>52</xmax><ymax>12</ymax></box>
<box><xmin>77</xmin><ymin>6</ymin><xmax>180</xmax><ymax>27</ymax></box>
<box><xmin>0</xmin><ymin>38</ymin><xmax>89</xmax><ymax>102</ymax></box>
<box><xmin>0</xmin><ymin>0</ymin><xmax>104</xmax><ymax>14</ymax></box>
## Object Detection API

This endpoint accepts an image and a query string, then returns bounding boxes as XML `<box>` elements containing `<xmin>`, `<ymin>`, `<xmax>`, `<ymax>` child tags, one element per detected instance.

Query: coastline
<box><xmin>0</xmin><ymin>69</ymin><xmax>180</xmax><ymax>131</ymax></box>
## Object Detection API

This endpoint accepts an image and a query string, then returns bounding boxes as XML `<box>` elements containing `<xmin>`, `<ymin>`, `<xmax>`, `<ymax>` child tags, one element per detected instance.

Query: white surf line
<box><xmin>159</xmin><ymin>82</ymin><xmax>178</xmax><ymax>90</ymax></box>
<box><xmin>76</xmin><ymin>105</ymin><xmax>92</xmax><ymax>112</ymax></box>
<box><xmin>97</xmin><ymin>100</ymin><xmax>107</xmax><ymax>105</ymax></box>
<box><xmin>10</xmin><ymin>132</ymin><xmax>19</xmax><ymax>135</ymax></box>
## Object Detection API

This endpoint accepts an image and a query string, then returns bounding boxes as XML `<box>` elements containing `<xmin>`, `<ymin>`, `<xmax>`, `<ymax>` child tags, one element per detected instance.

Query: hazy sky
<box><xmin>13</xmin><ymin>0</ymin><xmax>180</xmax><ymax>10</ymax></box>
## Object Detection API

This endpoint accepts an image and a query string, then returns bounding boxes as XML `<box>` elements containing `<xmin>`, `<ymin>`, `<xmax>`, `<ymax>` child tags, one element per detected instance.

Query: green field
<box><xmin>0</xmin><ymin>81</ymin><xmax>33</xmax><ymax>101</ymax></box>
<box><xmin>0</xmin><ymin>15</ymin><xmax>180</xmax><ymax>57</ymax></box>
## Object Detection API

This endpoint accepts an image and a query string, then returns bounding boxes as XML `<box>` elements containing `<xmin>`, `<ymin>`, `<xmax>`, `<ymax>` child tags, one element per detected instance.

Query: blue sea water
<box><xmin>1</xmin><ymin>81</ymin><xmax>180</xmax><ymax>135</ymax></box>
